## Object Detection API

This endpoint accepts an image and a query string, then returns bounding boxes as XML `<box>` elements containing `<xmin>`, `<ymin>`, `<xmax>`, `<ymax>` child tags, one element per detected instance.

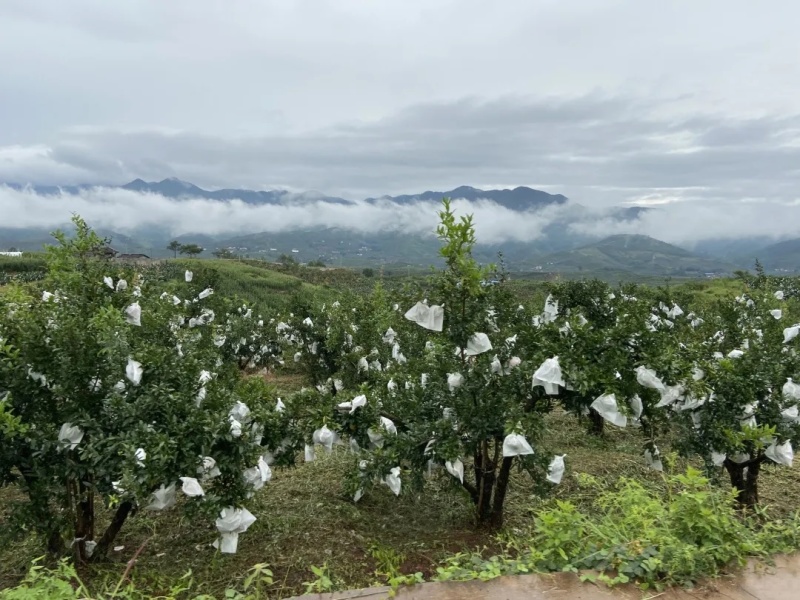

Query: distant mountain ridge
<box><xmin>4</xmin><ymin>176</ymin><xmax>798</xmax><ymax>277</ymax></box>
<box><xmin>366</xmin><ymin>185</ymin><xmax>568</xmax><ymax>211</ymax></box>
<box><xmin>6</xmin><ymin>178</ymin><xmax>569</xmax><ymax>211</ymax></box>
<box><xmin>743</xmin><ymin>238</ymin><xmax>800</xmax><ymax>272</ymax></box>
<box><xmin>543</xmin><ymin>234</ymin><xmax>734</xmax><ymax>276</ymax></box>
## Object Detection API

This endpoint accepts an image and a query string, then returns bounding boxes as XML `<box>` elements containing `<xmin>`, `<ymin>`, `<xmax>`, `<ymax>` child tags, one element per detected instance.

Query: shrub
<box><xmin>671</xmin><ymin>288</ymin><xmax>800</xmax><ymax>506</ymax></box>
<box><xmin>299</xmin><ymin>201</ymin><xmax>555</xmax><ymax>527</ymax></box>
<box><xmin>436</xmin><ymin>468</ymin><xmax>800</xmax><ymax>589</ymax></box>
<box><xmin>0</xmin><ymin>217</ymin><xmax>282</xmax><ymax>560</ymax></box>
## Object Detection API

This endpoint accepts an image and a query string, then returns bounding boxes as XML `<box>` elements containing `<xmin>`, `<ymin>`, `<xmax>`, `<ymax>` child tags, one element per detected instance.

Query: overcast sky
<box><xmin>2</xmin><ymin>0</ymin><xmax>800</xmax><ymax>210</ymax></box>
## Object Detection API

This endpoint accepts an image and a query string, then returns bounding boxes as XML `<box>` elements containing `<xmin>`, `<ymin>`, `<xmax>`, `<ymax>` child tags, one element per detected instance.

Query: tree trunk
<box><xmin>473</xmin><ymin>448</ymin><xmax>497</xmax><ymax>526</ymax></box>
<box><xmin>94</xmin><ymin>501</ymin><xmax>135</xmax><ymax>560</ymax></box>
<box><xmin>724</xmin><ymin>458</ymin><xmax>761</xmax><ymax>508</ymax></box>
<box><xmin>488</xmin><ymin>457</ymin><xmax>514</xmax><ymax>528</ymax></box>
<box><xmin>74</xmin><ymin>484</ymin><xmax>95</xmax><ymax>562</ymax></box>
<box><xmin>742</xmin><ymin>460</ymin><xmax>761</xmax><ymax>507</ymax></box>
<box><xmin>588</xmin><ymin>409</ymin><xmax>605</xmax><ymax>436</ymax></box>
<box><xmin>725</xmin><ymin>460</ymin><xmax>745</xmax><ymax>498</ymax></box>
<box><xmin>47</xmin><ymin>529</ymin><xmax>65</xmax><ymax>556</ymax></box>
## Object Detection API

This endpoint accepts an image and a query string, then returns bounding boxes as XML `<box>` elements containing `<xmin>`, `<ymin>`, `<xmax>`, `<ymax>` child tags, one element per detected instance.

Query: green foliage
<box><xmin>0</xmin><ymin>254</ymin><xmax>47</xmax><ymax>285</ymax></box>
<box><xmin>239</xmin><ymin>563</ymin><xmax>274</xmax><ymax>598</ymax></box>
<box><xmin>179</xmin><ymin>244</ymin><xmax>204</xmax><ymax>257</ymax></box>
<box><xmin>435</xmin><ymin>468</ymin><xmax>800</xmax><ymax>589</ymax></box>
<box><xmin>0</xmin><ymin>559</ymin><xmax>89</xmax><ymax>600</ymax></box>
<box><xmin>668</xmin><ymin>286</ymin><xmax>800</xmax><ymax>505</ymax></box>
<box><xmin>166</xmin><ymin>241</ymin><xmax>182</xmax><ymax>258</ymax></box>
<box><xmin>0</xmin><ymin>254</ymin><xmax>47</xmax><ymax>274</ymax></box>
<box><xmin>368</xmin><ymin>544</ymin><xmax>424</xmax><ymax>594</ymax></box>
<box><xmin>0</xmin><ymin>558</ymin><xmax>278</xmax><ymax>599</ymax></box>
<box><xmin>0</xmin><ymin>216</ymin><xmax>281</xmax><ymax>560</ymax></box>
<box><xmin>543</xmin><ymin>279</ymin><xmax>690</xmax><ymax>443</ymax></box>
<box><xmin>361</xmin><ymin>267</ymin><xmax>374</xmax><ymax>278</ymax></box>
<box><xmin>303</xmin><ymin>563</ymin><xmax>334</xmax><ymax>594</ymax></box>
<box><xmin>212</xmin><ymin>248</ymin><xmax>236</xmax><ymax>259</ymax></box>
<box><xmin>283</xmin><ymin>199</ymin><xmax>555</xmax><ymax>527</ymax></box>
<box><xmin>160</xmin><ymin>259</ymin><xmax>327</xmax><ymax>311</ymax></box>
<box><xmin>6</xmin><ymin>206</ymin><xmax>800</xmax><ymax>597</ymax></box>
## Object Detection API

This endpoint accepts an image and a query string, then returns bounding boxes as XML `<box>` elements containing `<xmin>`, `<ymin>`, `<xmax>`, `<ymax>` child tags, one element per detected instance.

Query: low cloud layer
<box><xmin>2</xmin><ymin>185</ymin><xmax>557</xmax><ymax>243</ymax></box>
<box><xmin>3</xmin><ymin>1</ymin><xmax>800</xmax><ymax>220</ymax></box>
<box><xmin>3</xmin><ymin>185</ymin><xmax>800</xmax><ymax>248</ymax></box>
<box><xmin>2</xmin><ymin>94</ymin><xmax>800</xmax><ymax>209</ymax></box>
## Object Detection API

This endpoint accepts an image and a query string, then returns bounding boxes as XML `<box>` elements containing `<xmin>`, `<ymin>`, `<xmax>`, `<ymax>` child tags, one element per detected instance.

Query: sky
<box><xmin>2</xmin><ymin>0</ymin><xmax>800</xmax><ymax>242</ymax></box>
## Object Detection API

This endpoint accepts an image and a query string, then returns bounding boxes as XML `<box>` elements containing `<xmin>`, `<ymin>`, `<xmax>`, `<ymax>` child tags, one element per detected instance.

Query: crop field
<box><xmin>2</xmin><ymin>214</ymin><xmax>800</xmax><ymax>599</ymax></box>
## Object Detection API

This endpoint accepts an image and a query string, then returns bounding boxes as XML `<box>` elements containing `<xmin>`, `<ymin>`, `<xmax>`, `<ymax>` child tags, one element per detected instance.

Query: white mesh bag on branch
<box><xmin>404</xmin><ymin>302</ymin><xmax>444</xmax><ymax>332</ymax></box>
<box><xmin>384</xmin><ymin>467</ymin><xmax>402</xmax><ymax>496</ymax></box>
<box><xmin>445</xmin><ymin>459</ymin><xmax>464</xmax><ymax>483</ymax></box>
<box><xmin>766</xmin><ymin>440</ymin><xmax>794</xmax><ymax>466</ymax></box>
<box><xmin>213</xmin><ymin>507</ymin><xmax>257</xmax><ymax>554</ymax></box>
<box><xmin>546</xmin><ymin>455</ymin><xmax>566</xmax><ymax>484</ymax></box>
<box><xmin>532</xmin><ymin>357</ymin><xmax>565</xmax><ymax>395</ymax></box>
<box><xmin>590</xmin><ymin>393</ymin><xmax>627</xmax><ymax>428</ymax></box>
<box><xmin>635</xmin><ymin>366</ymin><xmax>665</xmax><ymax>391</ymax></box>
<box><xmin>464</xmin><ymin>333</ymin><xmax>492</xmax><ymax>356</ymax></box>
<box><xmin>502</xmin><ymin>433</ymin><xmax>534</xmax><ymax>457</ymax></box>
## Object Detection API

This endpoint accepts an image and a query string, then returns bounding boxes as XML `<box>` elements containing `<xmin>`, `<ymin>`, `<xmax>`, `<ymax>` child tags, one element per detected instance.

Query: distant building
<box><xmin>0</xmin><ymin>251</ymin><xmax>23</xmax><ymax>257</ymax></box>
<box><xmin>114</xmin><ymin>254</ymin><xmax>152</xmax><ymax>263</ymax></box>
<box><xmin>89</xmin><ymin>245</ymin><xmax>118</xmax><ymax>258</ymax></box>
<box><xmin>116</xmin><ymin>253</ymin><xmax>151</xmax><ymax>261</ymax></box>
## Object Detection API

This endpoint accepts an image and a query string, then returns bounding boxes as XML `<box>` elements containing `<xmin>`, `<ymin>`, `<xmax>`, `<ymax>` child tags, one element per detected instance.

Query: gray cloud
<box><xmin>2</xmin><ymin>0</ymin><xmax>800</xmax><ymax>218</ymax></box>
<box><xmin>3</xmin><ymin>186</ymin><xmax>800</xmax><ymax>249</ymax></box>
<box><xmin>2</xmin><ymin>96</ymin><xmax>800</xmax><ymax>209</ymax></box>
<box><xmin>0</xmin><ymin>186</ymin><xmax>557</xmax><ymax>243</ymax></box>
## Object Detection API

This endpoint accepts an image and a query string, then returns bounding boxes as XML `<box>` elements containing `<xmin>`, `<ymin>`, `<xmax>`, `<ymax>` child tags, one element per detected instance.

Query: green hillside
<box><xmin>542</xmin><ymin>234</ymin><xmax>733</xmax><ymax>277</ymax></box>
<box><xmin>747</xmin><ymin>238</ymin><xmax>800</xmax><ymax>273</ymax></box>
<box><xmin>168</xmin><ymin>259</ymin><xmax>329</xmax><ymax>309</ymax></box>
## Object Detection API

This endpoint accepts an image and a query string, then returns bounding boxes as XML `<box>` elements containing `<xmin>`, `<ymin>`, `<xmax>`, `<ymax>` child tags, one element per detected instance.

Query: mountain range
<box><xmin>2</xmin><ymin>178</ymin><xmax>798</xmax><ymax>278</ymax></box>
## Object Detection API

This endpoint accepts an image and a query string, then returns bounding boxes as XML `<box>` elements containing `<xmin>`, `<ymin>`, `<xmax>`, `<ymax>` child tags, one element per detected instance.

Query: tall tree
<box><xmin>179</xmin><ymin>243</ymin><xmax>204</xmax><ymax>257</ymax></box>
<box><xmin>212</xmin><ymin>248</ymin><xmax>234</xmax><ymax>259</ymax></box>
<box><xmin>166</xmin><ymin>240</ymin><xmax>181</xmax><ymax>258</ymax></box>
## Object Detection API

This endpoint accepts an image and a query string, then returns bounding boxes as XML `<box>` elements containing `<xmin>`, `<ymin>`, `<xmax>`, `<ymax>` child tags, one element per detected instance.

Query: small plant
<box><xmin>244</xmin><ymin>563</ymin><xmax>274</xmax><ymax>598</ymax></box>
<box><xmin>433</xmin><ymin>468</ymin><xmax>800</xmax><ymax>589</ymax></box>
<box><xmin>303</xmin><ymin>563</ymin><xmax>334</xmax><ymax>594</ymax></box>
<box><xmin>0</xmin><ymin>558</ymin><xmax>89</xmax><ymax>600</ymax></box>
<box><xmin>369</xmin><ymin>543</ymin><xmax>405</xmax><ymax>581</ymax></box>
<box><xmin>672</xmin><ymin>288</ymin><xmax>800</xmax><ymax>507</ymax></box>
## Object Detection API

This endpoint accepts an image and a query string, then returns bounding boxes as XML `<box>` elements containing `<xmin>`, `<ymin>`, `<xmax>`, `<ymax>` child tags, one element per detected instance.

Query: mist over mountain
<box><xmin>2</xmin><ymin>178</ymin><xmax>799</xmax><ymax>276</ymax></box>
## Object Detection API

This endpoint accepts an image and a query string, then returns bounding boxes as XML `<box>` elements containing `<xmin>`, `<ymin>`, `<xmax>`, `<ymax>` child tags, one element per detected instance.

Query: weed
<box><xmin>302</xmin><ymin>563</ymin><xmax>334</xmax><ymax>594</ymax></box>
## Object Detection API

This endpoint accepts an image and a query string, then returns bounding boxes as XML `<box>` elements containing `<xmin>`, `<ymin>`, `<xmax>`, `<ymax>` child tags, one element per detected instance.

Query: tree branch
<box><xmin>94</xmin><ymin>501</ymin><xmax>134</xmax><ymax>559</ymax></box>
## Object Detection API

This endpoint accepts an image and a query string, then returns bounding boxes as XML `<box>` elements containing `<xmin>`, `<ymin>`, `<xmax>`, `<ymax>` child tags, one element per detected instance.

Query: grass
<box><xmin>3</xmin><ymin>379</ymin><xmax>799</xmax><ymax>598</ymax></box>
<box><xmin>673</xmin><ymin>277</ymin><xmax>748</xmax><ymax>302</ymax></box>
<box><xmin>168</xmin><ymin>259</ymin><xmax>332</xmax><ymax>311</ymax></box>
